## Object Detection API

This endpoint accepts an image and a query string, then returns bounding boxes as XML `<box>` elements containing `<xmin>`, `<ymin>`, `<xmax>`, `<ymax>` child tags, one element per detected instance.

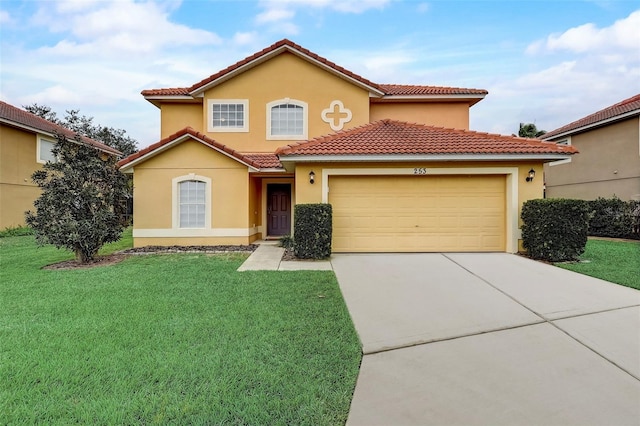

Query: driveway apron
<box><xmin>332</xmin><ymin>253</ymin><xmax>640</xmax><ymax>426</ymax></box>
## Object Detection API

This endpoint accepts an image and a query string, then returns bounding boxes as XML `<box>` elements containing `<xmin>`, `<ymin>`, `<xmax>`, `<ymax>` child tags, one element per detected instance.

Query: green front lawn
<box><xmin>555</xmin><ymin>239</ymin><xmax>640</xmax><ymax>290</ymax></box>
<box><xmin>0</xmin><ymin>234</ymin><xmax>361</xmax><ymax>425</ymax></box>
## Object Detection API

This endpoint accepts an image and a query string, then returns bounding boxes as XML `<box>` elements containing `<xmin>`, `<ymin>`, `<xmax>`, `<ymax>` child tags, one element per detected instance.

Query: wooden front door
<box><xmin>267</xmin><ymin>184</ymin><xmax>291</xmax><ymax>237</ymax></box>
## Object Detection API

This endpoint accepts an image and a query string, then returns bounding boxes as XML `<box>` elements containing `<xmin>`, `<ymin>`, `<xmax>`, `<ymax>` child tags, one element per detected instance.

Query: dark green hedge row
<box><xmin>521</xmin><ymin>199</ymin><xmax>590</xmax><ymax>262</ymax></box>
<box><xmin>588</xmin><ymin>197</ymin><xmax>640</xmax><ymax>240</ymax></box>
<box><xmin>293</xmin><ymin>204</ymin><xmax>332</xmax><ymax>259</ymax></box>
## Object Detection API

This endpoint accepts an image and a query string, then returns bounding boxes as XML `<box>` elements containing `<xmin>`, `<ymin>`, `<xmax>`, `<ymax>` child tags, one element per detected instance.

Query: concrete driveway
<box><xmin>331</xmin><ymin>253</ymin><xmax>640</xmax><ymax>425</ymax></box>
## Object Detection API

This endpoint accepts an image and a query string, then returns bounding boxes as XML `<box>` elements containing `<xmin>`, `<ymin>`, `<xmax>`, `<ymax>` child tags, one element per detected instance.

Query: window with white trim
<box><xmin>172</xmin><ymin>174</ymin><xmax>211</xmax><ymax>229</ymax></box>
<box><xmin>207</xmin><ymin>99</ymin><xmax>248</xmax><ymax>132</ymax></box>
<box><xmin>37</xmin><ymin>136</ymin><xmax>56</xmax><ymax>164</ymax></box>
<box><xmin>267</xmin><ymin>99</ymin><xmax>308</xmax><ymax>140</ymax></box>
<box><xmin>179</xmin><ymin>180</ymin><xmax>206</xmax><ymax>228</ymax></box>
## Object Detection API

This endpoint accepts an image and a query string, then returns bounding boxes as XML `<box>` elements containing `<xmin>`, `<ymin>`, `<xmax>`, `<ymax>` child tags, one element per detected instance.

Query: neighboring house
<box><xmin>118</xmin><ymin>39</ymin><xmax>575</xmax><ymax>253</ymax></box>
<box><xmin>542</xmin><ymin>94</ymin><xmax>640</xmax><ymax>201</ymax></box>
<box><xmin>0</xmin><ymin>101</ymin><xmax>122</xmax><ymax>229</ymax></box>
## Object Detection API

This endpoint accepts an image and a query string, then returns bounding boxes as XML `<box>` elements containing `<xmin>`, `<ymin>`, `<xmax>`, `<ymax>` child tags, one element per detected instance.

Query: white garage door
<box><xmin>329</xmin><ymin>175</ymin><xmax>506</xmax><ymax>252</ymax></box>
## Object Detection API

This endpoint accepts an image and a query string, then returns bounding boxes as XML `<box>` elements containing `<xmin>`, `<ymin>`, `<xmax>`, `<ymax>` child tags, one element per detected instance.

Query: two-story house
<box><xmin>118</xmin><ymin>39</ymin><xmax>576</xmax><ymax>253</ymax></box>
<box><xmin>542</xmin><ymin>94</ymin><xmax>640</xmax><ymax>201</ymax></box>
<box><xmin>0</xmin><ymin>101</ymin><xmax>122</xmax><ymax>229</ymax></box>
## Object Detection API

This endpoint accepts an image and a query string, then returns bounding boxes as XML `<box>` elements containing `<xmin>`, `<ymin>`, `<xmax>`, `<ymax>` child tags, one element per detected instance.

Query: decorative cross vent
<box><xmin>321</xmin><ymin>100</ymin><xmax>352</xmax><ymax>131</ymax></box>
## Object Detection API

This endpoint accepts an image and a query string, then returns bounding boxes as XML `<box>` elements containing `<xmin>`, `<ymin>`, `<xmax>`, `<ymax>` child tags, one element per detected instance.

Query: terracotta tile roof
<box><xmin>0</xmin><ymin>100</ymin><xmax>122</xmax><ymax>156</ymax></box>
<box><xmin>141</xmin><ymin>40</ymin><xmax>488</xmax><ymax>102</ymax></box>
<box><xmin>379</xmin><ymin>84</ymin><xmax>488</xmax><ymax>96</ymax></box>
<box><xmin>277</xmin><ymin>119</ymin><xmax>578</xmax><ymax>157</ymax></box>
<box><xmin>543</xmin><ymin>94</ymin><xmax>640</xmax><ymax>139</ymax></box>
<box><xmin>117</xmin><ymin>127</ymin><xmax>282</xmax><ymax>170</ymax></box>
<box><xmin>140</xmin><ymin>87</ymin><xmax>190</xmax><ymax>96</ymax></box>
<box><xmin>187</xmin><ymin>39</ymin><xmax>384</xmax><ymax>95</ymax></box>
<box><xmin>243</xmin><ymin>153</ymin><xmax>282</xmax><ymax>169</ymax></box>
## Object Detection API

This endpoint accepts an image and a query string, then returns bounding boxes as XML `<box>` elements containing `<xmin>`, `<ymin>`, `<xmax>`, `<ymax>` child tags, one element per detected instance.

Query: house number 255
<box><xmin>414</xmin><ymin>168</ymin><xmax>427</xmax><ymax>175</ymax></box>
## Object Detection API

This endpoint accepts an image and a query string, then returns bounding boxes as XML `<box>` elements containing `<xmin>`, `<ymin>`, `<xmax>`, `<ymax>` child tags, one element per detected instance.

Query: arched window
<box><xmin>267</xmin><ymin>99</ymin><xmax>308</xmax><ymax>140</ymax></box>
<box><xmin>172</xmin><ymin>175</ymin><xmax>211</xmax><ymax>229</ymax></box>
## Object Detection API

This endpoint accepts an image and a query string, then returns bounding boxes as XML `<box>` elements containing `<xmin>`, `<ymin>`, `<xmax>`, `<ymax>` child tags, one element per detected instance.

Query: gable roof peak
<box><xmin>187</xmin><ymin>38</ymin><xmax>384</xmax><ymax>96</ymax></box>
<box><xmin>117</xmin><ymin>126</ymin><xmax>281</xmax><ymax>171</ymax></box>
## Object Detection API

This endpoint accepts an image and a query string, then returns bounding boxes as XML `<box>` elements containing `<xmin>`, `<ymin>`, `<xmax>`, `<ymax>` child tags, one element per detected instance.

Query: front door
<box><xmin>267</xmin><ymin>184</ymin><xmax>291</xmax><ymax>237</ymax></box>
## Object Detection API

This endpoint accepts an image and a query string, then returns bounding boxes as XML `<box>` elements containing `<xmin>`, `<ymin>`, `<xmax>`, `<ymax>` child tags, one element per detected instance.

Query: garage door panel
<box><xmin>329</xmin><ymin>175</ymin><xmax>506</xmax><ymax>252</ymax></box>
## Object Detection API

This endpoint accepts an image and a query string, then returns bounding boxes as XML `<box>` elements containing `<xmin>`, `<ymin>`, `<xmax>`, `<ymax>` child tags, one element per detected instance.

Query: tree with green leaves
<box><xmin>518</xmin><ymin>122</ymin><xmax>546</xmax><ymax>138</ymax></box>
<box><xmin>24</xmin><ymin>103</ymin><xmax>138</xmax><ymax>156</ymax></box>
<box><xmin>25</xmin><ymin>132</ymin><xmax>129</xmax><ymax>263</ymax></box>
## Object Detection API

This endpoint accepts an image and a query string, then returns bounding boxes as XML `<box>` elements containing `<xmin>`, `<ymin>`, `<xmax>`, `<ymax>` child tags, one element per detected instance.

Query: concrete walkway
<box><xmin>237</xmin><ymin>241</ymin><xmax>332</xmax><ymax>271</ymax></box>
<box><xmin>332</xmin><ymin>253</ymin><xmax>640</xmax><ymax>426</ymax></box>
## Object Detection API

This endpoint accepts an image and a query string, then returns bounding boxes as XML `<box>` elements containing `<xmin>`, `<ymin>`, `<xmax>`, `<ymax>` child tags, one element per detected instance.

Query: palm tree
<box><xmin>518</xmin><ymin>123</ymin><xmax>546</xmax><ymax>138</ymax></box>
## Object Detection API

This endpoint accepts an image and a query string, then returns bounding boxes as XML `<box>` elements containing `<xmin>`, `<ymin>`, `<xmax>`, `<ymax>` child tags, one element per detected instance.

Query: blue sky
<box><xmin>1</xmin><ymin>0</ymin><xmax>639</xmax><ymax>148</ymax></box>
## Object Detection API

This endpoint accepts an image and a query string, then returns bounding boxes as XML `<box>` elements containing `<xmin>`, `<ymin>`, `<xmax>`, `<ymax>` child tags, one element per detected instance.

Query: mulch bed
<box><xmin>121</xmin><ymin>245</ymin><xmax>258</xmax><ymax>254</ymax></box>
<box><xmin>43</xmin><ymin>245</ymin><xmax>259</xmax><ymax>270</ymax></box>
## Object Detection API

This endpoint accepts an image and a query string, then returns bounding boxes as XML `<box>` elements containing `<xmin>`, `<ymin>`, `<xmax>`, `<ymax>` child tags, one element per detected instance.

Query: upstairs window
<box><xmin>37</xmin><ymin>136</ymin><xmax>56</xmax><ymax>164</ymax></box>
<box><xmin>207</xmin><ymin>99</ymin><xmax>248</xmax><ymax>132</ymax></box>
<box><xmin>267</xmin><ymin>99</ymin><xmax>308</xmax><ymax>140</ymax></box>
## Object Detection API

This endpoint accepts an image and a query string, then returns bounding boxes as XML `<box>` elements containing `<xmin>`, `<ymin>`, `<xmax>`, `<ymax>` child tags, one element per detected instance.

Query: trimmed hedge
<box><xmin>294</xmin><ymin>204</ymin><xmax>332</xmax><ymax>259</ymax></box>
<box><xmin>588</xmin><ymin>197</ymin><xmax>640</xmax><ymax>240</ymax></box>
<box><xmin>521</xmin><ymin>198</ymin><xmax>590</xmax><ymax>262</ymax></box>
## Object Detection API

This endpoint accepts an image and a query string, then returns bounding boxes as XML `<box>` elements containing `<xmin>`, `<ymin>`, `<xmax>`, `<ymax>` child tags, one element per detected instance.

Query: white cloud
<box><xmin>19</xmin><ymin>84</ymin><xmax>85</xmax><ymax>106</ymax></box>
<box><xmin>255</xmin><ymin>8</ymin><xmax>295</xmax><ymax>24</ymax></box>
<box><xmin>527</xmin><ymin>10</ymin><xmax>640</xmax><ymax>54</ymax></box>
<box><xmin>254</xmin><ymin>0</ymin><xmax>390</xmax><ymax>36</ymax></box>
<box><xmin>54</xmin><ymin>0</ymin><xmax>104</xmax><ymax>13</ymax></box>
<box><xmin>471</xmin><ymin>9</ymin><xmax>640</xmax><ymax>135</ymax></box>
<box><xmin>32</xmin><ymin>0</ymin><xmax>221</xmax><ymax>57</ymax></box>
<box><xmin>233</xmin><ymin>32</ymin><xmax>259</xmax><ymax>45</ymax></box>
<box><xmin>259</xmin><ymin>0</ymin><xmax>390</xmax><ymax>14</ymax></box>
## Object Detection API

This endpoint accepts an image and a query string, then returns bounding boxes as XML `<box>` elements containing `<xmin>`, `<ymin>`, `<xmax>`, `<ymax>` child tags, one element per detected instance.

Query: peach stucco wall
<box><xmin>369</xmin><ymin>102</ymin><xmax>470</xmax><ymax>130</ymax></box>
<box><xmin>0</xmin><ymin>124</ymin><xmax>43</xmax><ymax>228</ymax></box>
<box><xmin>131</xmin><ymin>139</ymin><xmax>254</xmax><ymax>246</ymax></box>
<box><xmin>160</xmin><ymin>103</ymin><xmax>203</xmax><ymax>139</ymax></box>
<box><xmin>199</xmin><ymin>52</ymin><xmax>371</xmax><ymax>153</ymax></box>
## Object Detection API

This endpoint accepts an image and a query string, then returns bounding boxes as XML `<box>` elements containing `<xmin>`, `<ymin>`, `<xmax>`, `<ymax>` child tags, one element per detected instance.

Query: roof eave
<box><xmin>373</xmin><ymin>94</ymin><xmax>486</xmax><ymax>106</ymax></box>
<box><xmin>278</xmin><ymin>153</ymin><xmax>575</xmax><ymax>163</ymax></box>
<box><xmin>143</xmin><ymin>95</ymin><xmax>198</xmax><ymax>108</ymax></box>
<box><xmin>542</xmin><ymin>109</ymin><xmax>640</xmax><ymax>141</ymax></box>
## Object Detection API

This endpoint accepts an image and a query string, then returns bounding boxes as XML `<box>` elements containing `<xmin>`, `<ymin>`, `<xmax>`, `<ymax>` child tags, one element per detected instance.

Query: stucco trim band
<box><xmin>133</xmin><ymin>227</ymin><xmax>260</xmax><ymax>238</ymax></box>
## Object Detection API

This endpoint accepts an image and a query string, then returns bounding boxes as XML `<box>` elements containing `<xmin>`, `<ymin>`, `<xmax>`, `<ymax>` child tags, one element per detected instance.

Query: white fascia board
<box><xmin>189</xmin><ymin>45</ymin><xmax>385</xmax><ymax>97</ymax></box>
<box><xmin>542</xmin><ymin>110</ymin><xmax>640</xmax><ymax>141</ymax></box>
<box><xmin>279</xmin><ymin>153</ymin><xmax>574</xmax><ymax>162</ymax></box>
<box><xmin>119</xmin><ymin>134</ymin><xmax>259</xmax><ymax>172</ymax></box>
